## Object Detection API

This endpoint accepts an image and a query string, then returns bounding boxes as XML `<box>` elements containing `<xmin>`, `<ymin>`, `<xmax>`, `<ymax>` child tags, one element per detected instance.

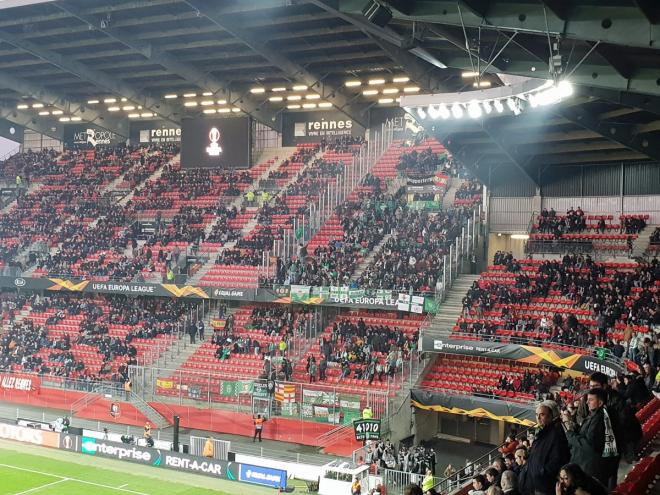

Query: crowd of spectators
<box><xmin>1</xmin><ymin>148</ymin><xmax>60</xmax><ymax>183</ymax></box>
<box><xmin>454</xmin><ymin>179</ymin><xmax>481</xmax><ymax>200</ymax></box>
<box><xmin>537</xmin><ymin>207</ymin><xmax>587</xmax><ymax>235</ymax></box>
<box><xmin>397</xmin><ymin>147</ymin><xmax>445</xmax><ymax>176</ymax></box>
<box><xmin>315</xmin><ymin>317</ymin><xmax>416</xmax><ymax>384</ymax></box>
<box><xmin>460</xmin><ymin>253</ymin><xmax>659</xmax><ymax>348</ymax></box>
<box><xmin>320</xmin><ymin>135</ymin><xmax>365</xmax><ymax>153</ymax></box>
<box><xmin>358</xmin><ymin>207</ymin><xmax>472</xmax><ymax>292</ymax></box>
<box><xmin>277</xmin><ymin>187</ymin><xmax>402</xmax><ymax>286</ymax></box>
<box><xmin>0</xmin><ymin>292</ymin><xmax>197</xmax><ymax>383</ymax></box>
<box><xmin>363</xmin><ymin>440</ymin><xmax>437</xmax><ymax>475</ymax></box>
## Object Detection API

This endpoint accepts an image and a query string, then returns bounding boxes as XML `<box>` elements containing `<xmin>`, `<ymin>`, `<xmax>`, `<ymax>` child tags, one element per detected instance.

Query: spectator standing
<box><xmin>196</xmin><ymin>319</ymin><xmax>205</xmax><ymax>341</ymax></box>
<box><xmin>561</xmin><ymin>389</ymin><xmax>618</xmax><ymax>487</ymax></box>
<box><xmin>519</xmin><ymin>401</ymin><xmax>570</xmax><ymax>495</ymax></box>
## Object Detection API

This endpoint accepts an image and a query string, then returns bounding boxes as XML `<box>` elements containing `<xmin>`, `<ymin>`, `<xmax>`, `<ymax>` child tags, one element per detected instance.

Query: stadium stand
<box><xmin>419</xmin><ymin>354</ymin><xmax>558</xmax><ymax>403</ymax></box>
<box><xmin>449</xmin><ymin>254</ymin><xmax>658</xmax><ymax>350</ymax></box>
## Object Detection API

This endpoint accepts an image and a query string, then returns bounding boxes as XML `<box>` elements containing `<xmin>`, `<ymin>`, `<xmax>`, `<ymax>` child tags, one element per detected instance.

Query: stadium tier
<box><xmin>0</xmin><ymin>5</ymin><xmax>659</xmax><ymax>493</ymax></box>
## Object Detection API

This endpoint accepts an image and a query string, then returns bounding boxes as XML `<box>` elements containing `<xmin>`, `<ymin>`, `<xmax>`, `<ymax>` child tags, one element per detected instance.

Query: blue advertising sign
<box><xmin>238</xmin><ymin>463</ymin><xmax>287</xmax><ymax>489</ymax></box>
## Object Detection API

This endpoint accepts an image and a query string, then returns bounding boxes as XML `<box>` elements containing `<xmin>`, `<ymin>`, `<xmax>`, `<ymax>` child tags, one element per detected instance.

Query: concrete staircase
<box><xmin>119</xmin><ymin>153</ymin><xmax>180</xmax><ymax>207</ymax></box>
<box><xmin>426</xmin><ymin>274</ymin><xmax>480</xmax><ymax>335</ymax></box>
<box><xmin>187</xmin><ymin>147</ymin><xmax>327</xmax><ymax>286</ymax></box>
<box><xmin>632</xmin><ymin>224</ymin><xmax>658</xmax><ymax>258</ymax></box>
<box><xmin>441</xmin><ymin>177</ymin><xmax>466</xmax><ymax>210</ymax></box>
<box><xmin>127</xmin><ymin>391</ymin><xmax>172</xmax><ymax>429</ymax></box>
<box><xmin>350</xmin><ymin>232</ymin><xmax>395</xmax><ymax>282</ymax></box>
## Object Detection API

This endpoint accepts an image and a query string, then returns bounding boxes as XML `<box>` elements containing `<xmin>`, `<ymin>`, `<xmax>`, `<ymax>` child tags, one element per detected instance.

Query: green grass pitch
<box><xmin>0</xmin><ymin>448</ymin><xmax>238</xmax><ymax>495</ymax></box>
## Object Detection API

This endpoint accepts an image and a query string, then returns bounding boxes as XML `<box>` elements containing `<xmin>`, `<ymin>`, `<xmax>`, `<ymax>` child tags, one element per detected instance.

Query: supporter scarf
<box><xmin>602</xmin><ymin>407</ymin><xmax>618</xmax><ymax>458</ymax></box>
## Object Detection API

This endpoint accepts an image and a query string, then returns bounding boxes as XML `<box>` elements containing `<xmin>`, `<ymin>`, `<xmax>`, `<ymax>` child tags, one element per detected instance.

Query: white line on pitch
<box><xmin>13</xmin><ymin>479</ymin><xmax>68</xmax><ymax>495</ymax></box>
<box><xmin>0</xmin><ymin>463</ymin><xmax>150</xmax><ymax>495</ymax></box>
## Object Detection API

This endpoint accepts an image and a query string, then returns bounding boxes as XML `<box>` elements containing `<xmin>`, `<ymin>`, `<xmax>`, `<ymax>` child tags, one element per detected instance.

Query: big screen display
<box><xmin>181</xmin><ymin>116</ymin><xmax>250</xmax><ymax>168</ymax></box>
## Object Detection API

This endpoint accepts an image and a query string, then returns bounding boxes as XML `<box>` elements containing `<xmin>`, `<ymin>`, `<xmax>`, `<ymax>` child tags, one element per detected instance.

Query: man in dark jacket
<box><xmin>519</xmin><ymin>400</ymin><xmax>570</xmax><ymax>495</ymax></box>
<box><xmin>562</xmin><ymin>388</ymin><xmax>618</xmax><ymax>487</ymax></box>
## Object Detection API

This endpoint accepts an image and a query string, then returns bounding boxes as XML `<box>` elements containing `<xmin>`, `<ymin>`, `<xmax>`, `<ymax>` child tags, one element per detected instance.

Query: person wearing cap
<box><xmin>519</xmin><ymin>400</ymin><xmax>570</xmax><ymax>495</ymax></box>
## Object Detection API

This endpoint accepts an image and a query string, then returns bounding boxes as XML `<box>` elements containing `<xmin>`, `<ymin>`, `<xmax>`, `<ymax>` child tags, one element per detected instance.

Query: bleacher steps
<box><xmin>119</xmin><ymin>153</ymin><xmax>180</xmax><ymax>207</ymax></box>
<box><xmin>350</xmin><ymin>231</ymin><xmax>396</xmax><ymax>282</ymax></box>
<box><xmin>634</xmin><ymin>224</ymin><xmax>658</xmax><ymax>258</ymax></box>
<box><xmin>441</xmin><ymin>177</ymin><xmax>466</xmax><ymax>210</ymax></box>
<box><xmin>427</xmin><ymin>274</ymin><xmax>480</xmax><ymax>334</ymax></box>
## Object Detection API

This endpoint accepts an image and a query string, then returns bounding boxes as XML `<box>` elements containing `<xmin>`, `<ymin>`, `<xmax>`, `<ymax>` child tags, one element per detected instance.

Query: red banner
<box><xmin>0</xmin><ymin>373</ymin><xmax>40</xmax><ymax>392</ymax></box>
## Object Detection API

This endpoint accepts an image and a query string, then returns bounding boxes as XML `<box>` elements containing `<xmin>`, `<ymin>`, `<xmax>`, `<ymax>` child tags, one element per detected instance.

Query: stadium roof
<box><xmin>0</xmin><ymin>0</ymin><xmax>659</xmax><ymax>177</ymax></box>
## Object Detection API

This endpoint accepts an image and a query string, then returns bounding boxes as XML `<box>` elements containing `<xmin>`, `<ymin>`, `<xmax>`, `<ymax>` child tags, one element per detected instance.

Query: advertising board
<box><xmin>238</xmin><ymin>463</ymin><xmax>287</xmax><ymax>489</ymax></box>
<box><xmin>181</xmin><ymin>116</ymin><xmax>250</xmax><ymax>169</ymax></box>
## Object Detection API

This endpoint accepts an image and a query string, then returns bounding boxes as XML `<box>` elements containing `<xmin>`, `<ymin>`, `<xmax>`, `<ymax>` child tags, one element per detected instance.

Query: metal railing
<box><xmin>435</xmin><ymin>203</ymin><xmax>484</xmax><ymax>305</ymax></box>
<box><xmin>129</xmin><ymin>364</ymin><xmax>391</xmax><ymax>424</ymax></box>
<box><xmin>270</xmin><ymin>122</ymin><xmax>395</xmax><ymax>261</ymax></box>
<box><xmin>190</xmin><ymin>435</ymin><xmax>230</xmax><ymax>460</ymax></box>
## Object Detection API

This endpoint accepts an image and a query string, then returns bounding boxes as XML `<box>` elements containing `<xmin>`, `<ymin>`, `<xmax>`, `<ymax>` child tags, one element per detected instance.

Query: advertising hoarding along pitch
<box><xmin>238</xmin><ymin>463</ymin><xmax>287</xmax><ymax>489</ymax></box>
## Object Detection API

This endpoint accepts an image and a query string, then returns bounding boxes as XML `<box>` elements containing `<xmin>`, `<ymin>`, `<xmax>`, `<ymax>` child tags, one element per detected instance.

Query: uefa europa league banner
<box><xmin>421</xmin><ymin>336</ymin><xmax>628</xmax><ymax>378</ymax></box>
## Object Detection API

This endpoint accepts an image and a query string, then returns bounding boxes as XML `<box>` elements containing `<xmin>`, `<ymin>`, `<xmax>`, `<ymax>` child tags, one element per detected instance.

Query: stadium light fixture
<box><xmin>392</xmin><ymin>76</ymin><xmax>410</xmax><ymax>83</ymax></box>
<box><xmin>287</xmin><ymin>95</ymin><xmax>302</xmax><ymax>101</ymax></box>
<box><xmin>141</xmin><ymin>112</ymin><xmax>153</xmax><ymax>117</ymax></box>
<box><xmin>87</xmin><ymin>99</ymin><xmax>99</xmax><ymax>104</ymax></box>
<box><xmin>200</xmin><ymin>100</ymin><xmax>214</xmax><ymax>106</ymax></box>
<box><xmin>16</xmin><ymin>104</ymin><xmax>28</xmax><ymax>109</ymax></box>
<box><xmin>368</xmin><ymin>78</ymin><xmax>386</xmax><ymax>85</ymax></box>
<box><xmin>287</xmin><ymin>104</ymin><xmax>301</xmax><ymax>109</ymax></box>
<box><xmin>467</xmin><ymin>101</ymin><xmax>482</xmax><ymax>119</ymax></box>
<box><xmin>417</xmin><ymin>107</ymin><xmax>426</xmax><ymax>120</ymax></box>
<box><xmin>378</xmin><ymin>98</ymin><xmax>394</xmax><ymax>104</ymax></box>
<box><xmin>302</xmin><ymin>103</ymin><xmax>317</xmax><ymax>109</ymax></box>
<box><xmin>231</xmin><ymin>108</ymin><xmax>241</xmax><ymax>113</ymax></box>
<box><xmin>511</xmin><ymin>234</ymin><xmax>530</xmax><ymax>240</ymax></box>
<box><xmin>305</xmin><ymin>94</ymin><xmax>320</xmax><ymax>100</ymax></box>
<box><xmin>38</xmin><ymin>111</ymin><xmax>49</xmax><ymax>116</ymax></box>
<box><xmin>122</xmin><ymin>106</ymin><xmax>135</xmax><ymax>111</ymax></box>
<box><xmin>59</xmin><ymin>117</ymin><xmax>70</xmax><ymax>122</ymax></box>
<box><xmin>32</xmin><ymin>103</ymin><xmax>44</xmax><ymax>108</ymax></box>
<box><xmin>108</xmin><ymin>106</ymin><xmax>120</xmax><ymax>111</ymax></box>
<box><xmin>203</xmin><ymin>109</ymin><xmax>216</xmax><ymax>114</ymax></box>
<box><xmin>451</xmin><ymin>103</ymin><xmax>464</xmax><ymax>119</ymax></box>
<box><xmin>103</xmin><ymin>98</ymin><xmax>116</xmax><ymax>103</ymax></box>
<box><xmin>473</xmin><ymin>81</ymin><xmax>491</xmax><ymax>88</ymax></box>
<box><xmin>292</xmin><ymin>85</ymin><xmax>308</xmax><ymax>91</ymax></box>
<box><xmin>128</xmin><ymin>113</ymin><xmax>140</xmax><ymax>118</ymax></box>
<box><xmin>271</xmin><ymin>87</ymin><xmax>286</xmax><ymax>92</ymax></box>
<box><xmin>318</xmin><ymin>102</ymin><xmax>332</xmax><ymax>108</ymax></box>
<box><xmin>51</xmin><ymin>110</ymin><xmax>63</xmax><ymax>115</ymax></box>
<box><xmin>184</xmin><ymin>101</ymin><xmax>198</xmax><ymax>107</ymax></box>
<box><xmin>493</xmin><ymin>99</ymin><xmax>504</xmax><ymax>113</ymax></box>
<box><xmin>403</xmin><ymin>86</ymin><xmax>420</xmax><ymax>93</ymax></box>
<box><xmin>269</xmin><ymin>96</ymin><xmax>283</xmax><ymax>102</ymax></box>
<box><xmin>250</xmin><ymin>87</ymin><xmax>266</xmax><ymax>94</ymax></box>
<box><xmin>462</xmin><ymin>71</ymin><xmax>479</xmax><ymax>78</ymax></box>
<box><xmin>183</xmin><ymin>93</ymin><xmax>197</xmax><ymax>98</ymax></box>
<box><xmin>482</xmin><ymin>101</ymin><xmax>493</xmax><ymax>114</ymax></box>
<box><xmin>70</xmin><ymin>117</ymin><xmax>81</xmax><ymax>121</ymax></box>
<box><xmin>217</xmin><ymin>108</ymin><xmax>231</xmax><ymax>113</ymax></box>
<box><xmin>120</xmin><ymin>98</ymin><xmax>127</xmax><ymax>102</ymax></box>
<box><xmin>216</xmin><ymin>99</ymin><xmax>227</xmax><ymax>105</ymax></box>
<box><xmin>202</xmin><ymin>92</ymin><xmax>213</xmax><ymax>96</ymax></box>
<box><xmin>438</xmin><ymin>104</ymin><xmax>450</xmax><ymax>120</ymax></box>
<box><xmin>382</xmin><ymin>88</ymin><xmax>399</xmax><ymax>94</ymax></box>
<box><xmin>427</xmin><ymin>105</ymin><xmax>440</xmax><ymax>119</ymax></box>
<box><xmin>362</xmin><ymin>89</ymin><xmax>378</xmax><ymax>96</ymax></box>
<box><xmin>345</xmin><ymin>80</ymin><xmax>361</xmax><ymax>87</ymax></box>
<box><xmin>164</xmin><ymin>94</ymin><xmax>178</xmax><ymax>99</ymax></box>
